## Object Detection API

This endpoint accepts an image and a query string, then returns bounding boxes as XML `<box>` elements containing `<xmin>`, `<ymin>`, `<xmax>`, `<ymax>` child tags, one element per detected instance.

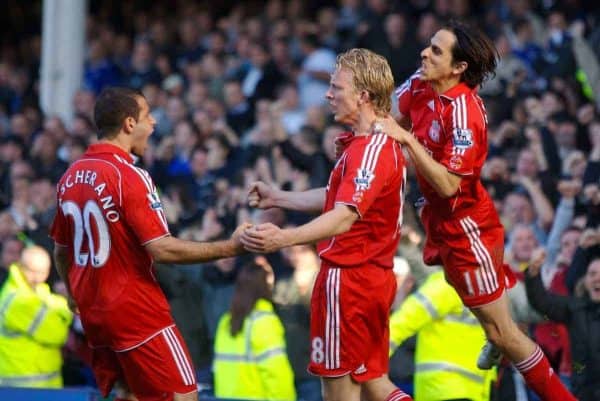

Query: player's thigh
<box><xmin>117</xmin><ymin>326</ymin><xmax>197</xmax><ymax>400</ymax></box>
<box><xmin>440</xmin><ymin>224</ymin><xmax>507</xmax><ymax>308</ymax></box>
<box><xmin>309</xmin><ymin>265</ymin><xmax>396</xmax><ymax>381</ymax></box>
<box><xmin>321</xmin><ymin>375</ymin><xmax>361</xmax><ymax>401</ymax></box>
<box><xmin>469</xmin><ymin>293</ymin><xmax>520</xmax><ymax>341</ymax></box>
<box><xmin>173</xmin><ymin>390</ymin><xmax>198</xmax><ymax>401</ymax></box>
<box><xmin>361</xmin><ymin>375</ymin><xmax>398</xmax><ymax>401</ymax></box>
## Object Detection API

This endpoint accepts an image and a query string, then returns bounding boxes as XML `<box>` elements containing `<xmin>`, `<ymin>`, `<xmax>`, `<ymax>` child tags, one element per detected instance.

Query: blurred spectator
<box><xmin>0</xmin><ymin>246</ymin><xmax>72</xmax><ymax>388</ymax></box>
<box><xmin>526</xmin><ymin>250</ymin><xmax>600</xmax><ymax>401</ymax></box>
<box><xmin>501</xmin><ymin>192</ymin><xmax>548</xmax><ymax>244</ymax></box>
<box><xmin>213</xmin><ymin>260</ymin><xmax>296</xmax><ymax>401</ymax></box>
<box><xmin>175</xmin><ymin>18</ymin><xmax>204</xmax><ymax>70</ymax></box>
<box><xmin>0</xmin><ymin>236</ymin><xmax>23</xmax><ymax>273</ymax></box>
<box><xmin>83</xmin><ymin>39</ymin><xmax>121</xmax><ymax>95</ymax></box>
<box><xmin>30</xmin><ymin>132</ymin><xmax>68</xmax><ymax>183</ymax></box>
<box><xmin>389</xmin><ymin>270</ymin><xmax>495</xmax><ymax>401</ymax></box>
<box><xmin>241</xmin><ymin>41</ymin><xmax>285</xmax><ymax>104</ymax></box>
<box><xmin>543</xmin><ymin>10</ymin><xmax>577</xmax><ymax>81</ymax></box>
<box><xmin>224</xmin><ymin>79</ymin><xmax>254</xmax><ymax>135</ymax></box>
<box><xmin>373</xmin><ymin>13</ymin><xmax>420</xmax><ymax>85</ymax></box>
<box><xmin>201</xmin><ymin>257</ymin><xmax>238</xmax><ymax>346</ymax></box>
<box><xmin>124</xmin><ymin>39</ymin><xmax>162</xmax><ymax>89</ymax></box>
<box><xmin>297</xmin><ymin>33</ymin><xmax>336</xmax><ymax>109</ymax></box>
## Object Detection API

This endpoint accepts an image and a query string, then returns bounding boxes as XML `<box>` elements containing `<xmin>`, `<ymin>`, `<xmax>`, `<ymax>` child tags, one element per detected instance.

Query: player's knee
<box><xmin>484</xmin><ymin>322</ymin><xmax>520</xmax><ymax>351</ymax></box>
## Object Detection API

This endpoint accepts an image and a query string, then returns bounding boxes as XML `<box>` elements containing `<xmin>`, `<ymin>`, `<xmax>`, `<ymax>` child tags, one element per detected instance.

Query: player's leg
<box><xmin>90</xmin><ymin>347</ymin><xmax>129</xmax><ymax>399</ymax></box>
<box><xmin>362</xmin><ymin>375</ymin><xmax>412</xmax><ymax>401</ymax></box>
<box><xmin>470</xmin><ymin>293</ymin><xmax>576</xmax><ymax>401</ymax></box>
<box><xmin>351</xmin><ymin>265</ymin><xmax>412</xmax><ymax>401</ymax></box>
<box><xmin>441</xmin><ymin>220</ymin><xmax>576</xmax><ymax>401</ymax></box>
<box><xmin>113</xmin><ymin>381</ymin><xmax>137</xmax><ymax>400</ymax></box>
<box><xmin>173</xmin><ymin>390</ymin><xmax>198</xmax><ymax>401</ymax></box>
<box><xmin>470</xmin><ymin>294</ymin><xmax>535</xmax><ymax>361</ymax></box>
<box><xmin>321</xmin><ymin>375</ymin><xmax>361</xmax><ymax>401</ymax></box>
<box><xmin>309</xmin><ymin>265</ymin><xmax>411</xmax><ymax>401</ymax></box>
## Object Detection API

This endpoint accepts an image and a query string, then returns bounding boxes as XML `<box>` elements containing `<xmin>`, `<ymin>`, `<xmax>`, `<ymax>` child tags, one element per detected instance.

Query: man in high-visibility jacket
<box><xmin>213</xmin><ymin>297</ymin><xmax>296</xmax><ymax>401</ymax></box>
<box><xmin>0</xmin><ymin>246</ymin><xmax>72</xmax><ymax>388</ymax></box>
<box><xmin>390</xmin><ymin>270</ymin><xmax>495</xmax><ymax>401</ymax></box>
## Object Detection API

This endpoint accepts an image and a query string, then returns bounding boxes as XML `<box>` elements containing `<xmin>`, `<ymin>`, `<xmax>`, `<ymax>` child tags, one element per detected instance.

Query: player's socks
<box><xmin>385</xmin><ymin>388</ymin><xmax>412</xmax><ymax>401</ymax></box>
<box><xmin>515</xmin><ymin>346</ymin><xmax>577</xmax><ymax>401</ymax></box>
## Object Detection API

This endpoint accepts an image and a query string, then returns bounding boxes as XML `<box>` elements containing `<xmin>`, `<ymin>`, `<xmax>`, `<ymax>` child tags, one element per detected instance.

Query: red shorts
<box><xmin>422</xmin><ymin>206</ymin><xmax>512</xmax><ymax>307</ymax></box>
<box><xmin>91</xmin><ymin>325</ymin><xmax>197</xmax><ymax>401</ymax></box>
<box><xmin>308</xmin><ymin>264</ymin><xmax>396</xmax><ymax>382</ymax></box>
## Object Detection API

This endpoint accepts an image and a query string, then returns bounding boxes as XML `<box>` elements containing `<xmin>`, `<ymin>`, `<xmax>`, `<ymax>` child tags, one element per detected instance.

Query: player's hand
<box><xmin>380</xmin><ymin>115</ymin><xmax>411</xmax><ymax>144</ymax></box>
<box><xmin>240</xmin><ymin>223</ymin><xmax>288</xmax><ymax>253</ymax></box>
<box><xmin>247</xmin><ymin>181</ymin><xmax>276</xmax><ymax>209</ymax></box>
<box><xmin>527</xmin><ymin>247</ymin><xmax>546</xmax><ymax>277</ymax></box>
<box><xmin>231</xmin><ymin>222</ymin><xmax>253</xmax><ymax>253</ymax></box>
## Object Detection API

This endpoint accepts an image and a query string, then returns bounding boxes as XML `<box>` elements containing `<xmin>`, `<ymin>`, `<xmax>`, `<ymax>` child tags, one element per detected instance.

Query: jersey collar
<box><xmin>439</xmin><ymin>81</ymin><xmax>473</xmax><ymax>101</ymax></box>
<box><xmin>85</xmin><ymin>142</ymin><xmax>134</xmax><ymax>163</ymax></box>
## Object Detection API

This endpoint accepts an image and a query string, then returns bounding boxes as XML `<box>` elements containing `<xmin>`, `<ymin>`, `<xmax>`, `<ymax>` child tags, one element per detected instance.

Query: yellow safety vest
<box><xmin>390</xmin><ymin>271</ymin><xmax>495</xmax><ymax>401</ymax></box>
<box><xmin>0</xmin><ymin>264</ymin><xmax>73</xmax><ymax>388</ymax></box>
<box><xmin>213</xmin><ymin>298</ymin><xmax>296</xmax><ymax>401</ymax></box>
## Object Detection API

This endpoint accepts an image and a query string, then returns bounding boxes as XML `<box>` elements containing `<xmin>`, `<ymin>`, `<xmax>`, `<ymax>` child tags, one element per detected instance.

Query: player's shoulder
<box><xmin>347</xmin><ymin>134</ymin><xmax>397</xmax><ymax>165</ymax></box>
<box><xmin>349</xmin><ymin>133</ymin><xmax>392</xmax><ymax>150</ymax></box>
<box><xmin>450</xmin><ymin>92</ymin><xmax>487</xmax><ymax>126</ymax></box>
<box><xmin>113</xmin><ymin>157</ymin><xmax>157</xmax><ymax>195</ymax></box>
<box><xmin>395</xmin><ymin>69</ymin><xmax>424</xmax><ymax>98</ymax></box>
<box><xmin>59</xmin><ymin>154</ymin><xmax>120</xmax><ymax>182</ymax></box>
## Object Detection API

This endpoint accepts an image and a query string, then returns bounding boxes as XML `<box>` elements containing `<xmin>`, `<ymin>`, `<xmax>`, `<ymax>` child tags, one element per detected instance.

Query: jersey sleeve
<box><xmin>121</xmin><ymin>165</ymin><xmax>170</xmax><ymax>245</ymax></box>
<box><xmin>49</xmin><ymin>190</ymin><xmax>70</xmax><ymax>247</ymax></box>
<box><xmin>439</xmin><ymin>95</ymin><xmax>483</xmax><ymax>176</ymax></box>
<box><xmin>396</xmin><ymin>69</ymin><xmax>420</xmax><ymax>117</ymax></box>
<box><xmin>334</xmin><ymin>135</ymin><xmax>396</xmax><ymax>218</ymax></box>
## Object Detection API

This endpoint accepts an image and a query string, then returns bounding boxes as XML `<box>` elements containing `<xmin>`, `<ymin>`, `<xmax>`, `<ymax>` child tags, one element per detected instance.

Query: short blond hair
<box><xmin>335</xmin><ymin>48</ymin><xmax>394</xmax><ymax>115</ymax></box>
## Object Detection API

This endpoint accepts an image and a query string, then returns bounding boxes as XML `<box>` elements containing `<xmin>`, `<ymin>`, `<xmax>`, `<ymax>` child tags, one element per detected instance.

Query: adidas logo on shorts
<box><xmin>354</xmin><ymin>364</ymin><xmax>367</xmax><ymax>375</ymax></box>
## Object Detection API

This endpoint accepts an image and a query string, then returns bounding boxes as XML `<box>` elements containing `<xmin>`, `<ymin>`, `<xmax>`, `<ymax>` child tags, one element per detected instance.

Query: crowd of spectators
<box><xmin>0</xmin><ymin>0</ymin><xmax>599</xmax><ymax>399</ymax></box>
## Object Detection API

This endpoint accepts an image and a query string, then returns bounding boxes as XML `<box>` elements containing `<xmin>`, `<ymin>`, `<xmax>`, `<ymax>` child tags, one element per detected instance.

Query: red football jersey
<box><xmin>317</xmin><ymin>133</ymin><xmax>406</xmax><ymax>269</ymax></box>
<box><xmin>397</xmin><ymin>71</ymin><xmax>495</xmax><ymax>218</ymax></box>
<box><xmin>50</xmin><ymin>143</ymin><xmax>173</xmax><ymax>351</ymax></box>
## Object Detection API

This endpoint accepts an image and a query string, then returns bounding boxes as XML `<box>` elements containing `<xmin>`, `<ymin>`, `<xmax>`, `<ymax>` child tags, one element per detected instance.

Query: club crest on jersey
<box><xmin>452</xmin><ymin>128</ymin><xmax>473</xmax><ymax>149</ymax></box>
<box><xmin>147</xmin><ymin>192</ymin><xmax>163</xmax><ymax>210</ymax></box>
<box><xmin>429</xmin><ymin>120</ymin><xmax>441</xmax><ymax>143</ymax></box>
<box><xmin>352</xmin><ymin>190</ymin><xmax>364</xmax><ymax>204</ymax></box>
<box><xmin>354</xmin><ymin>168</ymin><xmax>374</xmax><ymax>190</ymax></box>
<box><xmin>449</xmin><ymin>155</ymin><xmax>463</xmax><ymax>169</ymax></box>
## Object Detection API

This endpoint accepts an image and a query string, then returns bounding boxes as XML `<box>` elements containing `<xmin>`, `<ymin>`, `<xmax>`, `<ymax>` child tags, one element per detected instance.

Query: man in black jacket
<box><xmin>526</xmin><ymin>249</ymin><xmax>600</xmax><ymax>401</ymax></box>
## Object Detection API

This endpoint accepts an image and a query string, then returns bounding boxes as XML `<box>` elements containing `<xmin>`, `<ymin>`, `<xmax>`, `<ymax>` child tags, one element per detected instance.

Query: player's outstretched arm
<box><xmin>241</xmin><ymin>204</ymin><xmax>358</xmax><ymax>253</ymax></box>
<box><xmin>145</xmin><ymin>223</ymin><xmax>250</xmax><ymax>264</ymax></box>
<box><xmin>248</xmin><ymin>181</ymin><xmax>325</xmax><ymax>213</ymax></box>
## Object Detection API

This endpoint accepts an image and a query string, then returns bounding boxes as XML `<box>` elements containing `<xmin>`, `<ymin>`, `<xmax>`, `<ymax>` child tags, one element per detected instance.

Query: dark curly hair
<box><xmin>444</xmin><ymin>21</ymin><xmax>498</xmax><ymax>88</ymax></box>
